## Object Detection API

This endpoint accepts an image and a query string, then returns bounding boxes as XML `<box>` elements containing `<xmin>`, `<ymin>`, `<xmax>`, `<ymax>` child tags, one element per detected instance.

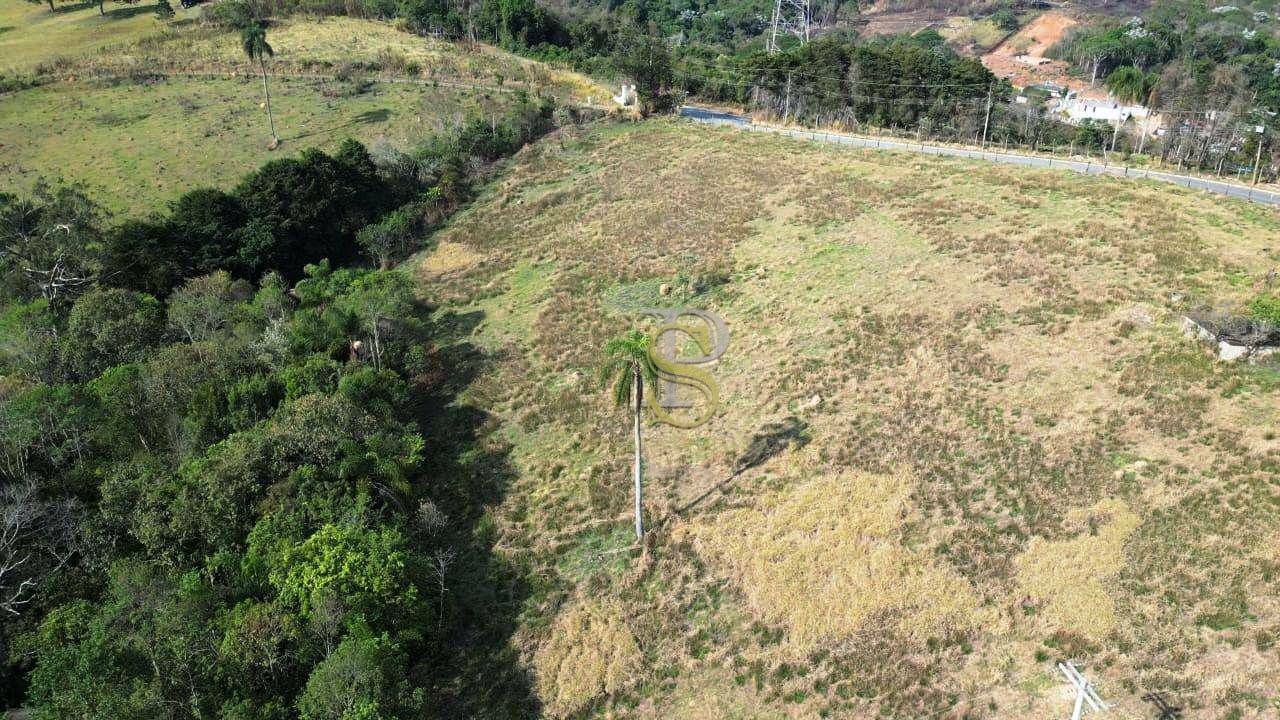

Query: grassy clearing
<box><xmin>0</xmin><ymin>0</ymin><xmax>201</xmax><ymax>75</ymax></box>
<box><xmin>0</xmin><ymin>75</ymin><xmax>509</xmax><ymax>213</ymax></box>
<box><xmin>13</xmin><ymin>11</ymin><xmax>607</xmax><ymax>102</ymax></box>
<box><xmin>938</xmin><ymin>15</ymin><xmax>1008</xmax><ymax>53</ymax></box>
<box><xmin>415</xmin><ymin>118</ymin><xmax>1280</xmax><ymax>718</ymax></box>
<box><xmin>2</xmin><ymin>12</ymin><xmax>610</xmax><ymax>212</ymax></box>
<box><xmin>690</xmin><ymin>468</ymin><xmax>983</xmax><ymax>654</ymax></box>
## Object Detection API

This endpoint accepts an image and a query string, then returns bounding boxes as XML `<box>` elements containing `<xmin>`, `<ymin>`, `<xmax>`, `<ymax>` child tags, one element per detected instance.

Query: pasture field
<box><xmin>0</xmin><ymin>75</ymin><xmax>511</xmax><ymax>212</ymax></box>
<box><xmin>1</xmin><ymin>10</ymin><xmax>609</xmax><ymax>213</ymax></box>
<box><xmin>0</xmin><ymin>0</ymin><xmax>201</xmax><ymax>75</ymax></box>
<box><xmin>413</xmin><ymin>119</ymin><xmax>1280</xmax><ymax>719</ymax></box>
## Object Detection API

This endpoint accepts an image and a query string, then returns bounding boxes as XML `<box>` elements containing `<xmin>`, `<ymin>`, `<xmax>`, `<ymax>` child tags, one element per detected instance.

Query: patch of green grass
<box><xmin>0</xmin><ymin>0</ymin><xmax>199</xmax><ymax>74</ymax></box>
<box><xmin>555</xmin><ymin>525</ymin><xmax>633</xmax><ymax>583</ymax></box>
<box><xmin>0</xmin><ymin>76</ymin><xmax>503</xmax><ymax>213</ymax></box>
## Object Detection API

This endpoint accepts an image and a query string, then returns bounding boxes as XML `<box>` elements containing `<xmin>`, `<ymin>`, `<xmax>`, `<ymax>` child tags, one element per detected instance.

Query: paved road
<box><xmin>680</xmin><ymin>106</ymin><xmax>1280</xmax><ymax>207</ymax></box>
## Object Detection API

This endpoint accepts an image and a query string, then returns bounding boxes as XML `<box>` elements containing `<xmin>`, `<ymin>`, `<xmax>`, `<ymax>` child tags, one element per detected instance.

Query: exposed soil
<box><xmin>981</xmin><ymin>11</ymin><xmax>1110</xmax><ymax>99</ymax></box>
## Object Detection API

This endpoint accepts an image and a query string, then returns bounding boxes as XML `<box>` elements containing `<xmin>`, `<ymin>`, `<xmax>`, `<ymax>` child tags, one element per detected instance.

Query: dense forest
<box><xmin>0</xmin><ymin>96</ymin><xmax>558</xmax><ymax>718</ymax></box>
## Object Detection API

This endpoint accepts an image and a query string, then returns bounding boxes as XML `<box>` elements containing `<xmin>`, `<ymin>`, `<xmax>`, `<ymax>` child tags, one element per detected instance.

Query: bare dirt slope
<box><xmin>983</xmin><ymin>11</ymin><xmax>1109</xmax><ymax>98</ymax></box>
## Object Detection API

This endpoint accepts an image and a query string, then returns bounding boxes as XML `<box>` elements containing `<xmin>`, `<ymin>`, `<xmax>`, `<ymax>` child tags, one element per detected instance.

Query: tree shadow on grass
<box><xmin>410</xmin><ymin>308</ymin><xmax>541</xmax><ymax>718</ymax></box>
<box><xmin>102</xmin><ymin>3</ymin><xmax>158</xmax><ymax>19</ymax></box>
<box><xmin>52</xmin><ymin>1</ymin><xmax>95</xmax><ymax>13</ymax></box>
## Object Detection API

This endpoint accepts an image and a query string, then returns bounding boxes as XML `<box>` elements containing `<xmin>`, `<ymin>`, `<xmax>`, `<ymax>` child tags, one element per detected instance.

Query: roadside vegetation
<box><xmin>1048</xmin><ymin>0</ymin><xmax>1280</xmax><ymax>173</ymax></box>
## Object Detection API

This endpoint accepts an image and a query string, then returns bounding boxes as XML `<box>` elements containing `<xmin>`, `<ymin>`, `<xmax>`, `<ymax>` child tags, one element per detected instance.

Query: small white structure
<box><xmin>1015</xmin><ymin>54</ymin><xmax>1052</xmax><ymax>66</ymax></box>
<box><xmin>1057</xmin><ymin>661</ymin><xmax>1112</xmax><ymax>720</ymax></box>
<box><xmin>1053</xmin><ymin>95</ymin><xmax>1151</xmax><ymax>126</ymax></box>
<box><xmin>613</xmin><ymin>84</ymin><xmax>636</xmax><ymax>107</ymax></box>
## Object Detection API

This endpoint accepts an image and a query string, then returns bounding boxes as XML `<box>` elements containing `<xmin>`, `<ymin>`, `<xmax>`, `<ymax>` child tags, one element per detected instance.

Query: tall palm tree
<box><xmin>599</xmin><ymin>330</ymin><xmax>659</xmax><ymax>541</ymax></box>
<box><xmin>241</xmin><ymin>23</ymin><xmax>278</xmax><ymax>145</ymax></box>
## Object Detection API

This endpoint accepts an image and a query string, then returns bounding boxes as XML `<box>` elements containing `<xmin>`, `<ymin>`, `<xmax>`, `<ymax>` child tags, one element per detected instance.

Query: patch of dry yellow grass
<box><xmin>1014</xmin><ymin>499</ymin><xmax>1140</xmax><ymax>641</ymax></box>
<box><xmin>534</xmin><ymin>598</ymin><xmax>643</xmax><ymax>718</ymax></box>
<box><xmin>693</xmin><ymin>469</ymin><xmax>981</xmax><ymax>653</ymax></box>
<box><xmin>419</xmin><ymin>241</ymin><xmax>483</xmax><ymax>278</ymax></box>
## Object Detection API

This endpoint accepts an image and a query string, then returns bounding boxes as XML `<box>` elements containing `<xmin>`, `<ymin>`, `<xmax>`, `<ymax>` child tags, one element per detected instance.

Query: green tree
<box><xmin>0</xmin><ymin>183</ymin><xmax>104</xmax><ymax>303</ymax></box>
<box><xmin>242</xmin><ymin>23</ymin><xmax>278</xmax><ymax>144</ymax></box>
<box><xmin>167</xmin><ymin>271</ymin><xmax>253</xmax><ymax>343</ymax></box>
<box><xmin>598</xmin><ymin>329</ymin><xmax>659</xmax><ymax>540</ymax></box>
<box><xmin>297</xmin><ymin>635</ymin><xmax>422</xmax><ymax>720</ymax></box>
<box><xmin>63</xmin><ymin>287</ymin><xmax>165</xmax><ymax>380</ymax></box>
<box><xmin>340</xmin><ymin>271</ymin><xmax>416</xmax><ymax>371</ymax></box>
<box><xmin>613</xmin><ymin>26</ymin><xmax>673</xmax><ymax>114</ymax></box>
<box><xmin>356</xmin><ymin>208</ymin><xmax>417</xmax><ymax>271</ymax></box>
<box><xmin>1106</xmin><ymin>65</ymin><xmax>1158</xmax><ymax>105</ymax></box>
<box><xmin>270</xmin><ymin>523</ymin><xmax>422</xmax><ymax>637</ymax></box>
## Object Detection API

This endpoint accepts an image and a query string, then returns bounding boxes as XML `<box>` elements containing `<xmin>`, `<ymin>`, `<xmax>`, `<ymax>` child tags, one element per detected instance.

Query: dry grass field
<box><xmin>412</xmin><ymin>119</ymin><xmax>1280</xmax><ymax>719</ymax></box>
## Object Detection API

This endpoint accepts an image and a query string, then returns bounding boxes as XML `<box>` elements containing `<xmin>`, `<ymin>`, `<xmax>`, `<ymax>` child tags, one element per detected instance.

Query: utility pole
<box><xmin>981</xmin><ymin>84</ymin><xmax>994</xmax><ymax>149</ymax></box>
<box><xmin>783</xmin><ymin>70</ymin><xmax>793</xmax><ymax>123</ymax></box>
<box><xmin>1253</xmin><ymin>124</ymin><xmax>1266</xmax><ymax>186</ymax></box>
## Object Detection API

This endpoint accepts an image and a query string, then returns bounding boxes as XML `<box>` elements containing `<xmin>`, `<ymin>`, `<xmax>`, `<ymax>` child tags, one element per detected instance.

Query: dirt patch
<box><xmin>982</xmin><ymin>11</ymin><xmax>1109</xmax><ymax>99</ymax></box>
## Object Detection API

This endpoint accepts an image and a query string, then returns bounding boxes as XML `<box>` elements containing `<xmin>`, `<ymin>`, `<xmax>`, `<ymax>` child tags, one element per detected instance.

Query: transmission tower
<box><xmin>767</xmin><ymin>0</ymin><xmax>809</xmax><ymax>53</ymax></box>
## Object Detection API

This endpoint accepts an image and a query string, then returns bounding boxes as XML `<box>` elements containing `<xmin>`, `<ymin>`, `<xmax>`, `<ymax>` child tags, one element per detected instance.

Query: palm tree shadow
<box><xmin>410</xmin><ymin>307</ymin><xmax>540</xmax><ymax>718</ymax></box>
<box><xmin>285</xmin><ymin>108</ymin><xmax>392</xmax><ymax>142</ymax></box>
<box><xmin>657</xmin><ymin>416</ymin><xmax>811</xmax><ymax>526</ymax></box>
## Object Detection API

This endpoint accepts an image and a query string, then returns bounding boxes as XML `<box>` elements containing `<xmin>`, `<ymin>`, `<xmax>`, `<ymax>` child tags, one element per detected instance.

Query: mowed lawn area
<box><xmin>412</xmin><ymin>119</ymin><xmax>1280</xmax><ymax>720</ymax></box>
<box><xmin>1</xmin><ymin>75</ymin><xmax>511</xmax><ymax>213</ymax></box>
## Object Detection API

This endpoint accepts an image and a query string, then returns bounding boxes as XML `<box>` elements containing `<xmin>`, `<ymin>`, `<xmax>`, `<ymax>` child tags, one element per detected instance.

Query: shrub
<box><xmin>203</xmin><ymin>0</ymin><xmax>254</xmax><ymax>29</ymax></box>
<box><xmin>1247</xmin><ymin>294</ymin><xmax>1280</xmax><ymax>325</ymax></box>
<box><xmin>991</xmin><ymin>9</ymin><xmax>1019</xmax><ymax>32</ymax></box>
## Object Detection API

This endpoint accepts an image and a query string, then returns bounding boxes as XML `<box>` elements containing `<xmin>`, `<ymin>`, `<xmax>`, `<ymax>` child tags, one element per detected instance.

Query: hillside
<box><xmin>412</xmin><ymin>118</ymin><xmax>1280</xmax><ymax>719</ymax></box>
<box><xmin>0</xmin><ymin>10</ymin><xmax>608</xmax><ymax>212</ymax></box>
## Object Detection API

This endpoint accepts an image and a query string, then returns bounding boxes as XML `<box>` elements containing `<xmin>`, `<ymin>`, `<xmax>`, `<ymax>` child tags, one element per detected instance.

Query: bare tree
<box><xmin>0</xmin><ymin>482</ymin><xmax>79</xmax><ymax>617</ymax></box>
<box><xmin>427</xmin><ymin>547</ymin><xmax>455</xmax><ymax>634</ymax></box>
<box><xmin>0</xmin><ymin>185</ymin><xmax>103</xmax><ymax>302</ymax></box>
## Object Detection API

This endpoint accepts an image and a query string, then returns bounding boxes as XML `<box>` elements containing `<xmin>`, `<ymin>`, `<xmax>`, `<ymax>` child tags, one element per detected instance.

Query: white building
<box><xmin>1052</xmin><ymin>94</ymin><xmax>1151</xmax><ymax>126</ymax></box>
